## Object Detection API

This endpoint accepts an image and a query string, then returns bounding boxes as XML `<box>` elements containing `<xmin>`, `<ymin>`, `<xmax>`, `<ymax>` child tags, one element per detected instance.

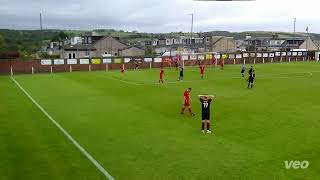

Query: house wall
<box><xmin>60</xmin><ymin>50</ymin><xmax>95</xmax><ymax>59</ymax></box>
<box><xmin>155</xmin><ymin>47</ymin><xmax>169</xmax><ymax>55</ymax></box>
<box><xmin>212</xmin><ymin>37</ymin><xmax>236</xmax><ymax>53</ymax></box>
<box><xmin>159</xmin><ymin>40</ymin><xmax>166</xmax><ymax>46</ymax></box>
<box><xmin>71</xmin><ymin>37</ymin><xmax>82</xmax><ymax>45</ymax></box>
<box><xmin>152</xmin><ymin>40</ymin><xmax>159</xmax><ymax>46</ymax></box>
<box><xmin>93</xmin><ymin>36</ymin><xmax>128</xmax><ymax>57</ymax></box>
<box><xmin>269</xmin><ymin>40</ymin><xmax>285</xmax><ymax>46</ymax></box>
<box><xmin>166</xmin><ymin>39</ymin><xmax>174</xmax><ymax>46</ymax></box>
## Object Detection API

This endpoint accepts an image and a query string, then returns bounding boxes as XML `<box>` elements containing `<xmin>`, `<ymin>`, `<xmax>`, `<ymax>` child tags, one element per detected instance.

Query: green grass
<box><xmin>1</xmin><ymin>62</ymin><xmax>320</xmax><ymax>180</ymax></box>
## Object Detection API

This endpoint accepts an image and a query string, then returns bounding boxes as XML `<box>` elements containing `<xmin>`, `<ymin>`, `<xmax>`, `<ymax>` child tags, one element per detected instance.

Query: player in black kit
<box><xmin>247</xmin><ymin>70</ymin><xmax>255</xmax><ymax>89</ymax></box>
<box><xmin>178</xmin><ymin>67</ymin><xmax>184</xmax><ymax>81</ymax></box>
<box><xmin>198</xmin><ymin>95</ymin><xmax>215</xmax><ymax>134</ymax></box>
<box><xmin>248</xmin><ymin>66</ymin><xmax>253</xmax><ymax>76</ymax></box>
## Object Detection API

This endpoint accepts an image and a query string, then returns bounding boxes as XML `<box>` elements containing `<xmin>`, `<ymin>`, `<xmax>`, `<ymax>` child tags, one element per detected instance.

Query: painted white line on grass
<box><xmin>98</xmin><ymin>71</ymin><xmax>315</xmax><ymax>86</ymax></box>
<box><xmin>159</xmin><ymin>72</ymin><xmax>313</xmax><ymax>84</ymax></box>
<box><xmin>11</xmin><ymin>76</ymin><xmax>115</xmax><ymax>180</ymax></box>
<box><xmin>105</xmin><ymin>76</ymin><xmax>142</xmax><ymax>86</ymax></box>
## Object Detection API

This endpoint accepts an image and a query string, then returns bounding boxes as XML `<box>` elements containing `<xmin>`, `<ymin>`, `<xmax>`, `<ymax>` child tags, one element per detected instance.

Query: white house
<box><xmin>71</xmin><ymin>37</ymin><xmax>83</xmax><ymax>45</ymax></box>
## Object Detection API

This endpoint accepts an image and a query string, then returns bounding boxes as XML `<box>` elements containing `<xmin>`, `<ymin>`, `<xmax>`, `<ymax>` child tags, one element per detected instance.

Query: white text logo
<box><xmin>284</xmin><ymin>161</ymin><xmax>309</xmax><ymax>169</ymax></box>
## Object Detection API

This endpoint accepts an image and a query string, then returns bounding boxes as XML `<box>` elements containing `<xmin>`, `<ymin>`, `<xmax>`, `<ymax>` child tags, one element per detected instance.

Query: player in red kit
<box><xmin>200</xmin><ymin>64</ymin><xmax>205</xmax><ymax>79</ymax></box>
<box><xmin>220</xmin><ymin>59</ymin><xmax>224</xmax><ymax>70</ymax></box>
<box><xmin>159</xmin><ymin>68</ymin><xmax>164</xmax><ymax>84</ymax></box>
<box><xmin>212</xmin><ymin>56</ymin><xmax>216</xmax><ymax>68</ymax></box>
<box><xmin>181</xmin><ymin>88</ymin><xmax>195</xmax><ymax>116</ymax></box>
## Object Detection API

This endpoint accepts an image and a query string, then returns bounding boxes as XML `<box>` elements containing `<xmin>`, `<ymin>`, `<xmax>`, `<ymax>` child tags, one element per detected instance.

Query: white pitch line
<box><xmin>106</xmin><ymin>76</ymin><xmax>142</xmax><ymax>86</ymax></box>
<box><xmin>11</xmin><ymin>76</ymin><xmax>114</xmax><ymax>180</ymax></box>
<box><xmin>99</xmin><ymin>71</ymin><xmax>315</xmax><ymax>86</ymax></box>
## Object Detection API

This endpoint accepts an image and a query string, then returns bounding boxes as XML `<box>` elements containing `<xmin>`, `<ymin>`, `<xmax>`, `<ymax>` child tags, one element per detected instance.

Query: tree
<box><xmin>51</xmin><ymin>31</ymin><xmax>69</xmax><ymax>42</ymax></box>
<box><xmin>0</xmin><ymin>34</ymin><xmax>6</xmax><ymax>51</ymax></box>
<box><xmin>145</xmin><ymin>45</ymin><xmax>155</xmax><ymax>56</ymax></box>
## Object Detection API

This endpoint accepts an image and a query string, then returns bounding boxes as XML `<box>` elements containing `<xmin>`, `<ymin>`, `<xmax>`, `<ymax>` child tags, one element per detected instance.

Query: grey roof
<box><xmin>93</xmin><ymin>36</ymin><xmax>129</xmax><ymax>47</ymax></box>
<box><xmin>120</xmin><ymin>46</ymin><xmax>144</xmax><ymax>51</ymax></box>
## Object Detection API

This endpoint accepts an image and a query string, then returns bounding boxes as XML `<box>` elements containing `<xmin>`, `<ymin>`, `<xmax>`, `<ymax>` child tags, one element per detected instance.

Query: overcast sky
<box><xmin>0</xmin><ymin>0</ymin><xmax>319</xmax><ymax>33</ymax></box>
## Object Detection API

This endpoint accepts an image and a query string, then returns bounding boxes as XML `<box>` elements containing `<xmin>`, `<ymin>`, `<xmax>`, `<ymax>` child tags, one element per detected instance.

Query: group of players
<box><xmin>122</xmin><ymin>59</ymin><xmax>256</xmax><ymax>134</ymax></box>
<box><xmin>159</xmin><ymin>60</ymin><xmax>255</xmax><ymax>88</ymax></box>
<box><xmin>180</xmin><ymin>87</ymin><xmax>214</xmax><ymax>134</ymax></box>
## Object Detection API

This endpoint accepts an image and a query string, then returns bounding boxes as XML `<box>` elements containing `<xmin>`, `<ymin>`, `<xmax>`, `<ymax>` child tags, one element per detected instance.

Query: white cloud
<box><xmin>0</xmin><ymin>0</ymin><xmax>319</xmax><ymax>32</ymax></box>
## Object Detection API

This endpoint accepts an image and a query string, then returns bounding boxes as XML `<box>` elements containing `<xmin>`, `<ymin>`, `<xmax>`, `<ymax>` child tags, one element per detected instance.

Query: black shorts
<box><xmin>202</xmin><ymin>113</ymin><xmax>210</xmax><ymax>120</ymax></box>
<box><xmin>241</xmin><ymin>70</ymin><xmax>245</xmax><ymax>73</ymax></box>
<box><xmin>249</xmin><ymin>78</ymin><xmax>254</xmax><ymax>83</ymax></box>
<box><xmin>180</xmin><ymin>73</ymin><xmax>183</xmax><ymax>77</ymax></box>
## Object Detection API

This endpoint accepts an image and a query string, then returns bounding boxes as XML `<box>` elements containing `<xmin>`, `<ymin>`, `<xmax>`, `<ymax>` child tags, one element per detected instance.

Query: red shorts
<box><xmin>184</xmin><ymin>101</ymin><xmax>190</xmax><ymax>106</ymax></box>
<box><xmin>160</xmin><ymin>75</ymin><xmax>163</xmax><ymax>79</ymax></box>
<box><xmin>200</xmin><ymin>71</ymin><xmax>204</xmax><ymax>75</ymax></box>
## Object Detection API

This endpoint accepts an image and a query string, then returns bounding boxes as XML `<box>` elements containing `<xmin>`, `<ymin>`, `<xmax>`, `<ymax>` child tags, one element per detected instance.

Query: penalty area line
<box><xmin>10</xmin><ymin>76</ymin><xmax>115</xmax><ymax>180</ymax></box>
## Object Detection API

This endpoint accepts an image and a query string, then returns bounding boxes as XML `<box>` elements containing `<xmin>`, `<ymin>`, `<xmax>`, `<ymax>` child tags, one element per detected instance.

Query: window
<box><xmin>73</xmin><ymin>53</ymin><xmax>76</xmax><ymax>59</ymax></box>
<box><xmin>68</xmin><ymin>53</ymin><xmax>72</xmax><ymax>59</ymax></box>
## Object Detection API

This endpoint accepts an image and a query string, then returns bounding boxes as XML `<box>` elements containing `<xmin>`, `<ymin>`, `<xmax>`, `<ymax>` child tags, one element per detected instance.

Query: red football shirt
<box><xmin>200</xmin><ymin>66</ymin><xmax>205</xmax><ymax>73</ymax></box>
<box><xmin>184</xmin><ymin>90</ymin><xmax>190</xmax><ymax>101</ymax></box>
<box><xmin>160</xmin><ymin>69</ymin><xmax>164</xmax><ymax>76</ymax></box>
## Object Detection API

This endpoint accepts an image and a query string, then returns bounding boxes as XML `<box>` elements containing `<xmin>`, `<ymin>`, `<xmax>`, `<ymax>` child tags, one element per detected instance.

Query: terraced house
<box><xmin>61</xmin><ymin>34</ymin><xmax>145</xmax><ymax>58</ymax></box>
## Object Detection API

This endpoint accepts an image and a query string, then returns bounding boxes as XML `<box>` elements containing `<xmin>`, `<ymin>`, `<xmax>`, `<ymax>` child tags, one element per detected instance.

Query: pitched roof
<box><xmin>120</xmin><ymin>46</ymin><xmax>145</xmax><ymax>51</ymax></box>
<box><xmin>93</xmin><ymin>36</ymin><xmax>129</xmax><ymax>47</ymax></box>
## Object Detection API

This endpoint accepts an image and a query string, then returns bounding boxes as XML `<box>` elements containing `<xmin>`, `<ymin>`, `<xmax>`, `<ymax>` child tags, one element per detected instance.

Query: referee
<box><xmin>198</xmin><ymin>95</ymin><xmax>214</xmax><ymax>134</ymax></box>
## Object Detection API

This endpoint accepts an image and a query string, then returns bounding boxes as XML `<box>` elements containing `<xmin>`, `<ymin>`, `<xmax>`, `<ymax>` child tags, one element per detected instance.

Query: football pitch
<box><xmin>1</xmin><ymin>62</ymin><xmax>319</xmax><ymax>180</ymax></box>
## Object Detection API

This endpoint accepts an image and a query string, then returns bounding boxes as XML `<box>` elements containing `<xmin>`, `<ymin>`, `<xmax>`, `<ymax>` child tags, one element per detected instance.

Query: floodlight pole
<box><xmin>293</xmin><ymin>18</ymin><xmax>296</xmax><ymax>48</ymax></box>
<box><xmin>306</xmin><ymin>26</ymin><xmax>309</xmax><ymax>60</ymax></box>
<box><xmin>40</xmin><ymin>13</ymin><xmax>43</xmax><ymax>54</ymax></box>
<box><xmin>189</xmin><ymin>13</ymin><xmax>194</xmax><ymax>53</ymax></box>
<box><xmin>40</xmin><ymin>13</ymin><xmax>43</xmax><ymax>31</ymax></box>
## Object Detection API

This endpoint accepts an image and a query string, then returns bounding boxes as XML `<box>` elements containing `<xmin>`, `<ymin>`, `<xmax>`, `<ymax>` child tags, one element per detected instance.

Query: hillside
<box><xmin>0</xmin><ymin>29</ymin><xmax>319</xmax><ymax>58</ymax></box>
